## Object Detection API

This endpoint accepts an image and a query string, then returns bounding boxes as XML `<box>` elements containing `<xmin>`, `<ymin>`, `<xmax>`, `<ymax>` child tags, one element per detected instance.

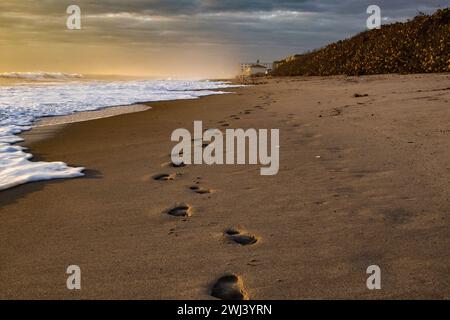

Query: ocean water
<box><xmin>0</xmin><ymin>75</ymin><xmax>239</xmax><ymax>191</ymax></box>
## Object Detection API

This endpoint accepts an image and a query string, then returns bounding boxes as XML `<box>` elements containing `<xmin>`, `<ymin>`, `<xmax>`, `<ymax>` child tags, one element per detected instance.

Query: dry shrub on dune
<box><xmin>273</xmin><ymin>8</ymin><xmax>450</xmax><ymax>76</ymax></box>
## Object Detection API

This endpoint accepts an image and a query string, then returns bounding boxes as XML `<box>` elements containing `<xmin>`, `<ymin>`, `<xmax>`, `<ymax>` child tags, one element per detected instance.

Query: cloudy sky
<box><xmin>0</xmin><ymin>0</ymin><xmax>447</xmax><ymax>78</ymax></box>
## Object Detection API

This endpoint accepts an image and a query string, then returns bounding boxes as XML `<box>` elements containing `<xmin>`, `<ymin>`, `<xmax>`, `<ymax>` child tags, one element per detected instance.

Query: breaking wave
<box><xmin>0</xmin><ymin>72</ymin><xmax>84</xmax><ymax>81</ymax></box>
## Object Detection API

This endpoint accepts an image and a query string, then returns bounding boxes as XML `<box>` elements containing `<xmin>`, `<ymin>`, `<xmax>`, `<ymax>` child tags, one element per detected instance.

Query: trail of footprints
<box><xmin>152</xmin><ymin>102</ymin><xmax>269</xmax><ymax>300</ymax></box>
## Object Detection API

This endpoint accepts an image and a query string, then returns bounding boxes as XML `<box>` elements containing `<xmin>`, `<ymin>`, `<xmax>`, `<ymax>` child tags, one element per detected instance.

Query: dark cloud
<box><xmin>2</xmin><ymin>0</ymin><xmax>445</xmax><ymax>15</ymax></box>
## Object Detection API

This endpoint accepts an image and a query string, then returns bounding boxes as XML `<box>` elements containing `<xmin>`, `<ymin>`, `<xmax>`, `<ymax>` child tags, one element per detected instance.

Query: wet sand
<box><xmin>34</xmin><ymin>104</ymin><xmax>151</xmax><ymax>127</ymax></box>
<box><xmin>0</xmin><ymin>74</ymin><xmax>449</xmax><ymax>299</ymax></box>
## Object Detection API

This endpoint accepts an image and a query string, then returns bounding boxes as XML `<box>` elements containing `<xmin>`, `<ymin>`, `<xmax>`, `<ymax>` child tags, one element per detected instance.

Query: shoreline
<box><xmin>22</xmin><ymin>87</ymin><xmax>238</xmax><ymax>144</ymax></box>
<box><xmin>34</xmin><ymin>104</ymin><xmax>152</xmax><ymax>128</ymax></box>
<box><xmin>24</xmin><ymin>104</ymin><xmax>151</xmax><ymax>145</ymax></box>
<box><xmin>1</xmin><ymin>74</ymin><xmax>450</xmax><ymax>299</ymax></box>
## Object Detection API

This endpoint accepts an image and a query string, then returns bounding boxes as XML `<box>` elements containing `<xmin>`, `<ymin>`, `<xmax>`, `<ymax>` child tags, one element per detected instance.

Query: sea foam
<box><xmin>0</xmin><ymin>79</ymin><xmax>238</xmax><ymax>191</ymax></box>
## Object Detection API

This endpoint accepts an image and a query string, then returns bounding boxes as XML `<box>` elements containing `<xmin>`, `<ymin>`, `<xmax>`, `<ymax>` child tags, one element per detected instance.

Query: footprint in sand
<box><xmin>153</xmin><ymin>173</ymin><xmax>177</xmax><ymax>181</ymax></box>
<box><xmin>161</xmin><ymin>161</ymin><xmax>187</xmax><ymax>168</ymax></box>
<box><xmin>211</xmin><ymin>274</ymin><xmax>249</xmax><ymax>300</ymax></box>
<box><xmin>165</xmin><ymin>203</ymin><xmax>193</xmax><ymax>217</ymax></box>
<box><xmin>189</xmin><ymin>185</ymin><xmax>213</xmax><ymax>194</ymax></box>
<box><xmin>224</xmin><ymin>228</ymin><xmax>258</xmax><ymax>245</ymax></box>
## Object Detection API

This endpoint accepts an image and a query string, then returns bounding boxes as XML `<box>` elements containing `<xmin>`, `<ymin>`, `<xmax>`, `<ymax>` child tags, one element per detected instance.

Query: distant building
<box><xmin>239</xmin><ymin>60</ymin><xmax>273</xmax><ymax>75</ymax></box>
<box><xmin>243</xmin><ymin>64</ymin><xmax>268</xmax><ymax>76</ymax></box>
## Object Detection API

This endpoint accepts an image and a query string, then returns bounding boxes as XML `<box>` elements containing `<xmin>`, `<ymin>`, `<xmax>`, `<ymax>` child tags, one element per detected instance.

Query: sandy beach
<box><xmin>1</xmin><ymin>73</ymin><xmax>449</xmax><ymax>299</ymax></box>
